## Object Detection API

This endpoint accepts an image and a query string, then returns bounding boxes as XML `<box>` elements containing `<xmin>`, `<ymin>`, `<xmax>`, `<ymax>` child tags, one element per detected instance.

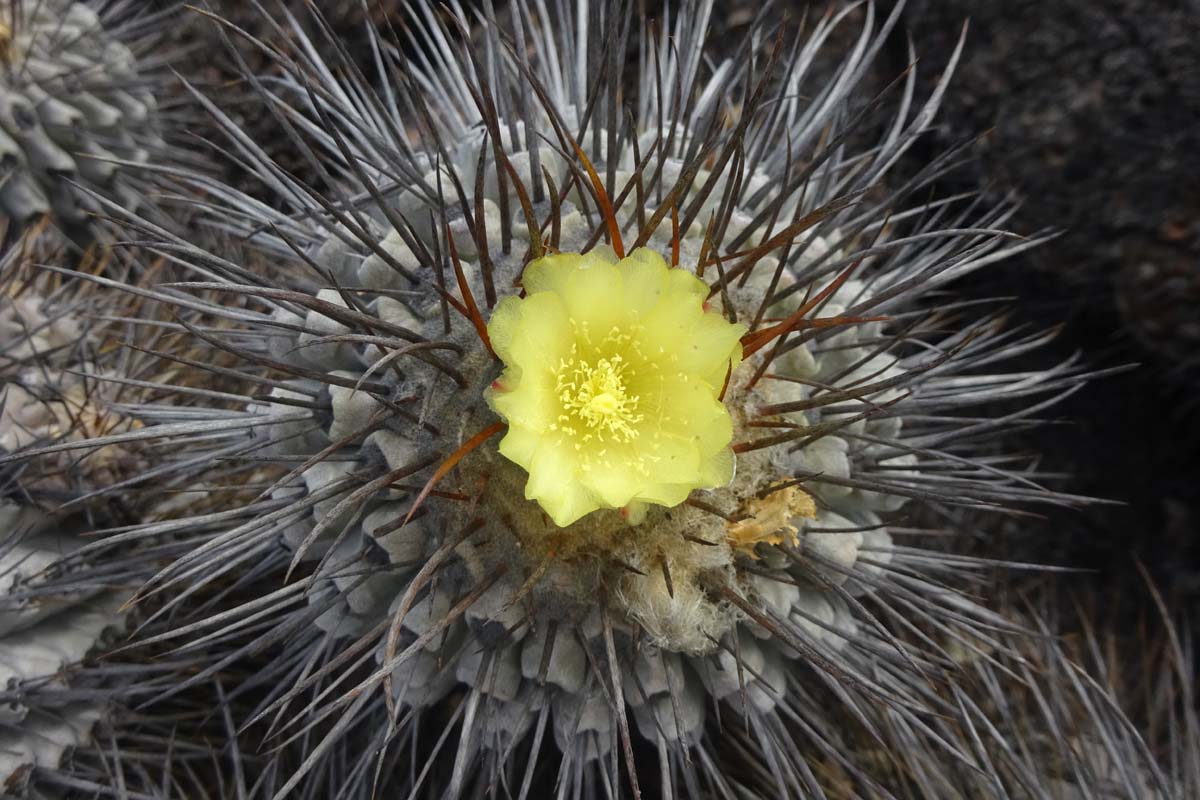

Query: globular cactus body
<box><xmin>0</xmin><ymin>0</ymin><xmax>162</xmax><ymax>238</ymax></box>
<box><xmin>0</xmin><ymin>502</ymin><xmax>126</xmax><ymax>794</ymax></box>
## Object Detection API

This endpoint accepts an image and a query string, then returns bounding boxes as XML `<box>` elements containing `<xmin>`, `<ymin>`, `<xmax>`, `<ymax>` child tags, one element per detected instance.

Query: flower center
<box><xmin>556</xmin><ymin>352</ymin><xmax>643</xmax><ymax>443</ymax></box>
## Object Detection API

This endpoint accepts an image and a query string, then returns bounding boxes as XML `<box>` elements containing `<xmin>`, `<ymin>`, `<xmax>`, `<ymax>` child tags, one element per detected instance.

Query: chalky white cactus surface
<box><xmin>0</xmin><ymin>502</ymin><xmax>125</xmax><ymax>793</ymax></box>
<box><xmin>0</xmin><ymin>0</ymin><xmax>164</xmax><ymax>238</ymax></box>
<box><xmin>1</xmin><ymin>278</ymin><xmax>140</xmax><ymax>502</ymax></box>
<box><xmin>15</xmin><ymin>1</ymin><xmax>1111</xmax><ymax>797</ymax></box>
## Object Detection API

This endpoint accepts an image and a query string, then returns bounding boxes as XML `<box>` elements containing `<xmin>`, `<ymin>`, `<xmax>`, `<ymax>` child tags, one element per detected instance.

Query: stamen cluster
<box><xmin>556</xmin><ymin>351</ymin><xmax>642</xmax><ymax>445</ymax></box>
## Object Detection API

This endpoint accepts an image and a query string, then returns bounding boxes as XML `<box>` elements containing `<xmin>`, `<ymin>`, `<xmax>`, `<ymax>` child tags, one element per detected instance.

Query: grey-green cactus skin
<box><xmin>0</xmin><ymin>502</ymin><xmax>126</xmax><ymax>795</ymax></box>
<box><xmin>0</xmin><ymin>230</ymin><xmax>142</xmax><ymax>794</ymax></box>
<box><xmin>0</xmin><ymin>0</ymin><xmax>161</xmax><ymax>240</ymax></box>
<box><xmin>0</xmin><ymin>259</ymin><xmax>142</xmax><ymax>506</ymax></box>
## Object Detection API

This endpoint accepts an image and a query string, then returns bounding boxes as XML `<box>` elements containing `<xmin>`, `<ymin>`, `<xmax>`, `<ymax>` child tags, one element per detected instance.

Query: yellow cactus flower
<box><xmin>486</xmin><ymin>248</ymin><xmax>745</xmax><ymax>527</ymax></box>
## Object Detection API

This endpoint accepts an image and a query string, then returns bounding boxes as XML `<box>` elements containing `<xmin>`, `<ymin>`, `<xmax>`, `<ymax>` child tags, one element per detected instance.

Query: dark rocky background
<box><xmin>883</xmin><ymin>0</ymin><xmax>1200</xmax><ymax>607</ymax></box>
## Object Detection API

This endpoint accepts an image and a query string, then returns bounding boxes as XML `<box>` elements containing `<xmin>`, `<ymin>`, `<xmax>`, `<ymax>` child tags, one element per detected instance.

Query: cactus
<box><xmin>1</xmin><ymin>231</ymin><xmax>147</xmax><ymax>506</ymax></box>
<box><xmin>0</xmin><ymin>0</ymin><xmax>167</xmax><ymax>241</ymax></box>
<box><xmin>0</xmin><ymin>1</ymin><xmax>1184</xmax><ymax>797</ymax></box>
<box><xmin>0</xmin><ymin>501</ymin><xmax>128</xmax><ymax>794</ymax></box>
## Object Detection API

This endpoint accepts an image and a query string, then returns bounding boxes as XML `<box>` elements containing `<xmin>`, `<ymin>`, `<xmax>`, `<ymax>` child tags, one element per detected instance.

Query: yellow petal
<box><xmin>686</xmin><ymin>310</ymin><xmax>746</xmax><ymax>387</ymax></box>
<box><xmin>581</xmin><ymin>451</ymin><xmax>642</xmax><ymax>508</ymax></box>
<box><xmin>525</xmin><ymin>437</ymin><xmax>599</xmax><ymax>526</ymax></box>
<box><xmin>486</xmin><ymin>295</ymin><xmax>524</xmax><ymax>363</ymax></box>
<box><xmin>501</xmin><ymin>291</ymin><xmax>573</xmax><ymax>373</ymax></box>
<box><xmin>492</xmin><ymin>369</ymin><xmax>558</xmax><ymax>432</ymax></box>
<box><xmin>699</xmin><ymin>446</ymin><xmax>735</xmax><ymax>487</ymax></box>
<box><xmin>633</xmin><ymin>371</ymin><xmax>732</xmax><ymax>457</ymax></box>
<box><xmin>523</xmin><ymin>252</ymin><xmax>625</xmax><ymax>340</ymax></box>
<box><xmin>497</xmin><ymin>424</ymin><xmax>540</xmax><ymax>469</ymax></box>
<box><xmin>619</xmin><ymin>248</ymin><xmax>670</xmax><ymax>317</ymax></box>
<box><xmin>634</xmin><ymin>478</ymin><xmax>694</xmax><ymax>508</ymax></box>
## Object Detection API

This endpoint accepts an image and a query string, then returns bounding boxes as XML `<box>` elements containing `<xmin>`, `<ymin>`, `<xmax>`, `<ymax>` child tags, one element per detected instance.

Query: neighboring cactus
<box><xmin>0</xmin><ymin>233</ymin><xmax>144</xmax><ymax>506</ymax></box>
<box><xmin>0</xmin><ymin>0</ymin><xmax>167</xmax><ymax>240</ymax></box>
<box><xmin>0</xmin><ymin>230</ymin><xmax>238</xmax><ymax>798</ymax></box>
<box><xmin>844</xmin><ymin>577</ymin><xmax>1198</xmax><ymax>799</ymax></box>
<box><xmin>0</xmin><ymin>501</ymin><xmax>128</xmax><ymax>795</ymax></box>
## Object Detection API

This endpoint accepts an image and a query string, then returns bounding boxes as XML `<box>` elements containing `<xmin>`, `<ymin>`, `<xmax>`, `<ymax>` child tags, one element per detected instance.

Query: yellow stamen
<box><xmin>556</xmin><ymin>352</ymin><xmax>643</xmax><ymax>443</ymax></box>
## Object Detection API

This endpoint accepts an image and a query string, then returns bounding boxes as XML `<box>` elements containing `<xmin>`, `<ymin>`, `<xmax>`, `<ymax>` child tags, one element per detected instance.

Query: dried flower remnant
<box><xmin>726</xmin><ymin>482</ymin><xmax>817</xmax><ymax>554</ymax></box>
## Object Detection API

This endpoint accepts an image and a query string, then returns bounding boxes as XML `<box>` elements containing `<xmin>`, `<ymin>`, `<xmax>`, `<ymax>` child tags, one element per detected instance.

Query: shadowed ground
<box><xmin>880</xmin><ymin>0</ymin><xmax>1200</xmax><ymax>607</ymax></box>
